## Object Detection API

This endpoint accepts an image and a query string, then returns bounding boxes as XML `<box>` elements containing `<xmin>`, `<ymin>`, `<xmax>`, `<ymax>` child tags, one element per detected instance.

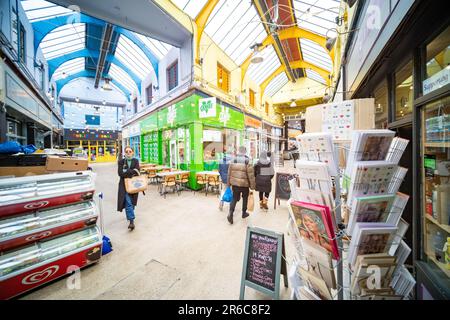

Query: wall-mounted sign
<box><xmin>64</xmin><ymin>129</ymin><xmax>118</xmax><ymax>141</ymax></box>
<box><xmin>85</xmin><ymin>115</ymin><xmax>100</xmax><ymax>126</ymax></box>
<box><xmin>199</xmin><ymin>97</ymin><xmax>217</xmax><ymax>118</ymax></box>
<box><xmin>219</xmin><ymin>105</ymin><xmax>231</xmax><ymax>127</ymax></box>
<box><xmin>245</xmin><ymin>115</ymin><xmax>262</xmax><ymax>129</ymax></box>
<box><xmin>423</xmin><ymin>68</ymin><xmax>450</xmax><ymax>95</ymax></box>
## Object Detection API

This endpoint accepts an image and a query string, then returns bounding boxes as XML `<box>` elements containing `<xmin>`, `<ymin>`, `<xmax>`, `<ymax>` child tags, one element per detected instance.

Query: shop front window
<box><xmin>374</xmin><ymin>80</ymin><xmax>389</xmax><ymax>128</ymax></box>
<box><xmin>395</xmin><ymin>60</ymin><xmax>414</xmax><ymax>120</ymax></box>
<box><xmin>421</xmin><ymin>96</ymin><xmax>450</xmax><ymax>283</ymax></box>
<box><xmin>203</xmin><ymin>129</ymin><xmax>222</xmax><ymax>170</ymax></box>
<box><xmin>423</xmin><ymin>26</ymin><xmax>450</xmax><ymax>96</ymax></box>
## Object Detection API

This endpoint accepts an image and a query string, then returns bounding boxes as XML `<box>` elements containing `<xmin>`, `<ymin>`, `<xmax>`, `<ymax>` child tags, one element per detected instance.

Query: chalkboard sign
<box><xmin>240</xmin><ymin>227</ymin><xmax>287</xmax><ymax>300</ymax></box>
<box><xmin>274</xmin><ymin>172</ymin><xmax>297</xmax><ymax>209</ymax></box>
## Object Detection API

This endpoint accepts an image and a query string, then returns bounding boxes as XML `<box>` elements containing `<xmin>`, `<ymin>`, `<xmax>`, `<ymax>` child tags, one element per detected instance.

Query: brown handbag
<box><xmin>125</xmin><ymin>169</ymin><xmax>148</xmax><ymax>194</ymax></box>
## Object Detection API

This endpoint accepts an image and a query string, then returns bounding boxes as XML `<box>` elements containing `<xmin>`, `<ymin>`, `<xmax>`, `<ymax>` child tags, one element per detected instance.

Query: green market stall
<box><xmin>139</xmin><ymin>91</ymin><xmax>245</xmax><ymax>189</ymax></box>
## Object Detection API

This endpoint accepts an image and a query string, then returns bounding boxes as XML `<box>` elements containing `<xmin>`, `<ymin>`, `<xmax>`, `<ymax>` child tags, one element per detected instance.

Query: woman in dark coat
<box><xmin>254</xmin><ymin>150</ymin><xmax>274</xmax><ymax>210</ymax></box>
<box><xmin>117</xmin><ymin>146</ymin><xmax>140</xmax><ymax>230</ymax></box>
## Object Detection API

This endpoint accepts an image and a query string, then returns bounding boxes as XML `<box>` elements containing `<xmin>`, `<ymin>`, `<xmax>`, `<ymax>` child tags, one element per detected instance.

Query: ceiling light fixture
<box><xmin>250</xmin><ymin>43</ymin><xmax>264</xmax><ymax>64</ymax></box>
<box><xmin>290</xmin><ymin>100</ymin><xmax>296</xmax><ymax>107</ymax></box>
<box><xmin>75</xmin><ymin>97</ymin><xmax>79</xmax><ymax>102</ymax></box>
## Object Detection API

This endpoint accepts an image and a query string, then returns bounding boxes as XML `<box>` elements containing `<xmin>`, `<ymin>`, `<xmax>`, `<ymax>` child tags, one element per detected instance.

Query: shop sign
<box><xmin>199</xmin><ymin>97</ymin><xmax>217</xmax><ymax>118</ymax></box>
<box><xmin>423</xmin><ymin>68</ymin><xmax>450</xmax><ymax>95</ymax></box>
<box><xmin>245</xmin><ymin>115</ymin><xmax>262</xmax><ymax>129</ymax></box>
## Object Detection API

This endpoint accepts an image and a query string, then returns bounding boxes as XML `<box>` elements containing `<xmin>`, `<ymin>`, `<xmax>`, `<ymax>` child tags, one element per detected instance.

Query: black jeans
<box><xmin>229</xmin><ymin>186</ymin><xmax>249</xmax><ymax>215</ymax></box>
<box><xmin>259</xmin><ymin>192</ymin><xmax>270</xmax><ymax>201</ymax></box>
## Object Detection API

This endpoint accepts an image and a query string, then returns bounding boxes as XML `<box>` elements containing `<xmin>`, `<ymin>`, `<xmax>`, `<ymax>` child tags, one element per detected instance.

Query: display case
<box><xmin>0</xmin><ymin>201</ymin><xmax>97</xmax><ymax>251</ymax></box>
<box><xmin>420</xmin><ymin>96</ymin><xmax>450</xmax><ymax>280</ymax></box>
<box><xmin>0</xmin><ymin>226</ymin><xmax>102</xmax><ymax>299</ymax></box>
<box><xmin>0</xmin><ymin>171</ymin><xmax>95</xmax><ymax>218</ymax></box>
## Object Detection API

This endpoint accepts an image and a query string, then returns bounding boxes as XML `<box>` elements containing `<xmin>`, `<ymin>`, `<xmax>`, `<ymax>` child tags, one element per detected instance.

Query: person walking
<box><xmin>117</xmin><ymin>146</ymin><xmax>140</xmax><ymax>231</ymax></box>
<box><xmin>226</xmin><ymin>146</ymin><xmax>256</xmax><ymax>224</ymax></box>
<box><xmin>218</xmin><ymin>151</ymin><xmax>232</xmax><ymax>210</ymax></box>
<box><xmin>254</xmin><ymin>150</ymin><xmax>274</xmax><ymax>211</ymax></box>
<box><xmin>290</xmin><ymin>143</ymin><xmax>299</xmax><ymax>168</ymax></box>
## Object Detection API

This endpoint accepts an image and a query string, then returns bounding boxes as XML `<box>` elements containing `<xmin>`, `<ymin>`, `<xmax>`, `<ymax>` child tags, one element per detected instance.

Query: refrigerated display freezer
<box><xmin>0</xmin><ymin>226</ymin><xmax>102</xmax><ymax>299</ymax></box>
<box><xmin>0</xmin><ymin>171</ymin><xmax>95</xmax><ymax>218</ymax></box>
<box><xmin>0</xmin><ymin>201</ymin><xmax>98</xmax><ymax>252</ymax></box>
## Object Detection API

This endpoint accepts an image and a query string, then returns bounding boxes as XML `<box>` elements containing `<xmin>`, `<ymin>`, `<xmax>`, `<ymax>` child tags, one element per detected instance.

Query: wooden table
<box><xmin>195</xmin><ymin>171</ymin><xmax>220</xmax><ymax>176</ymax></box>
<box><xmin>153</xmin><ymin>166</ymin><xmax>171</xmax><ymax>171</ymax></box>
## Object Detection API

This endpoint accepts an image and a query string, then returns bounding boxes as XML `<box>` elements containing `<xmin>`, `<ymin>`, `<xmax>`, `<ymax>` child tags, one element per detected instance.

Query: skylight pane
<box><xmin>22</xmin><ymin>0</ymin><xmax>73</xmax><ymax>22</ymax></box>
<box><xmin>293</xmin><ymin>0</ymin><xmax>340</xmax><ymax>36</ymax></box>
<box><xmin>300</xmin><ymin>38</ymin><xmax>332</xmax><ymax>71</ymax></box>
<box><xmin>39</xmin><ymin>23</ymin><xmax>85</xmax><ymax>60</ymax></box>
<box><xmin>247</xmin><ymin>47</ymin><xmax>281</xmax><ymax>85</ymax></box>
<box><xmin>115</xmin><ymin>35</ymin><xmax>152</xmax><ymax>79</ymax></box>
<box><xmin>135</xmin><ymin>33</ymin><xmax>172</xmax><ymax>60</ymax></box>
<box><xmin>109</xmin><ymin>64</ymin><xmax>138</xmax><ymax>93</ymax></box>
<box><xmin>182</xmin><ymin>0</ymin><xmax>208</xmax><ymax>19</ymax></box>
<box><xmin>306</xmin><ymin>69</ymin><xmax>326</xmax><ymax>84</ymax></box>
<box><xmin>52</xmin><ymin>58</ymin><xmax>84</xmax><ymax>80</ymax></box>
<box><xmin>265</xmin><ymin>72</ymin><xmax>288</xmax><ymax>97</ymax></box>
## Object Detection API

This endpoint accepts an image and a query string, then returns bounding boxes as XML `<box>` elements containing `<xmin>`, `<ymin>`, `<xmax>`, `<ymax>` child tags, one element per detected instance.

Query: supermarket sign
<box><xmin>423</xmin><ymin>68</ymin><xmax>450</xmax><ymax>95</ymax></box>
<box><xmin>199</xmin><ymin>97</ymin><xmax>217</xmax><ymax>118</ymax></box>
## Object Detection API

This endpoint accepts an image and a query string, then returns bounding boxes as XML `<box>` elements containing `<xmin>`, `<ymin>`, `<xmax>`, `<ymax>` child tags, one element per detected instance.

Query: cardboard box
<box><xmin>0</xmin><ymin>166</ymin><xmax>50</xmax><ymax>177</ymax></box>
<box><xmin>305</xmin><ymin>98</ymin><xmax>375</xmax><ymax>140</ymax></box>
<box><xmin>45</xmin><ymin>156</ymin><xmax>88</xmax><ymax>172</ymax></box>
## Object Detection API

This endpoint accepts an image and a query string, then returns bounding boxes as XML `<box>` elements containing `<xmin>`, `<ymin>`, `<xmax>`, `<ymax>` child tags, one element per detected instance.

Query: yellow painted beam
<box><xmin>259</xmin><ymin>60</ymin><xmax>330</xmax><ymax>99</ymax></box>
<box><xmin>194</xmin><ymin>0</ymin><xmax>219</xmax><ymax>64</ymax></box>
<box><xmin>290</xmin><ymin>60</ymin><xmax>330</xmax><ymax>84</ymax></box>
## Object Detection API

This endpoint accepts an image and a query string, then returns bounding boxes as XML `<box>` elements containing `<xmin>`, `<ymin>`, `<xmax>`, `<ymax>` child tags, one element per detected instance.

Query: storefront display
<box><xmin>136</xmin><ymin>91</ymin><xmax>245</xmax><ymax>188</ymax></box>
<box><xmin>421</xmin><ymin>97</ymin><xmax>450</xmax><ymax>280</ymax></box>
<box><xmin>64</xmin><ymin>129</ymin><xmax>118</xmax><ymax>163</ymax></box>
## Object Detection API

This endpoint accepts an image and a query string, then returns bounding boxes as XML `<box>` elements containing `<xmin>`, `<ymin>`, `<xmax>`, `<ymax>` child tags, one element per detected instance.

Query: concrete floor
<box><xmin>21</xmin><ymin>161</ymin><xmax>298</xmax><ymax>300</ymax></box>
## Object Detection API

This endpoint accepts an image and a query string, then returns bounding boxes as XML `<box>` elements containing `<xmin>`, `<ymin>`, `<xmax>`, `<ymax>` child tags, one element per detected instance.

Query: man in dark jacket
<box><xmin>226</xmin><ymin>146</ymin><xmax>256</xmax><ymax>224</ymax></box>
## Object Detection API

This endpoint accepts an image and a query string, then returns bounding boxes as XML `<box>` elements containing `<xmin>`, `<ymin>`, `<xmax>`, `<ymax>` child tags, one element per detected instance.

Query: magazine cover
<box><xmin>290</xmin><ymin>201</ymin><xmax>339</xmax><ymax>260</ymax></box>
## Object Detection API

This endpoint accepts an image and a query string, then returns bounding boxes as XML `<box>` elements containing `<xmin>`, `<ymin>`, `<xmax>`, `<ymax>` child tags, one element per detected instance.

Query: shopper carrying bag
<box><xmin>117</xmin><ymin>146</ymin><xmax>141</xmax><ymax>231</ymax></box>
<box><xmin>254</xmin><ymin>150</ymin><xmax>275</xmax><ymax>211</ymax></box>
<box><xmin>226</xmin><ymin>146</ymin><xmax>256</xmax><ymax>224</ymax></box>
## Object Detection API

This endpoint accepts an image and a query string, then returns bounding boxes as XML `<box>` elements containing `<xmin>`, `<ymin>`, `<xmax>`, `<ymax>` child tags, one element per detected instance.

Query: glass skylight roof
<box><xmin>39</xmin><ymin>23</ymin><xmax>85</xmax><ymax>60</ymax></box>
<box><xmin>246</xmin><ymin>46</ymin><xmax>281</xmax><ymax>85</ymax></box>
<box><xmin>115</xmin><ymin>35</ymin><xmax>152</xmax><ymax>79</ymax></box>
<box><xmin>52</xmin><ymin>58</ymin><xmax>85</xmax><ymax>80</ymax></box>
<box><xmin>172</xmin><ymin>0</ymin><xmax>208</xmax><ymax>19</ymax></box>
<box><xmin>22</xmin><ymin>0</ymin><xmax>174</xmax><ymax>95</ymax></box>
<box><xmin>265</xmin><ymin>72</ymin><xmax>288</xmax><ymax>97</ymax></box>
<box><xmin>109</xmin><ymin>64</ymin><xmax>138</xmax><ymax>93</ymax></box>
<box><xmin>204</xmin><ymin>0</ymin><xmax>268</xmax><ymax>65</ymax></box>
<box><xmin>21</xmin><ymin>0</ymin><xmax>73</xmax><ymax>22</ymax></box>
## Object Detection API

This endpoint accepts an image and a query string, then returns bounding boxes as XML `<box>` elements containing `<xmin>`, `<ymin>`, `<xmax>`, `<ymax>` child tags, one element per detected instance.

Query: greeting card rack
<box><xmin>289</xmin><ymin>133</ymin><xmax>414</xmax><ymax>300</ymax></box>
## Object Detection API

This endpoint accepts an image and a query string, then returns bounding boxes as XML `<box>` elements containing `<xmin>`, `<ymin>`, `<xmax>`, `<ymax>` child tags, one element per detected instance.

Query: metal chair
<box><xmin>206</xmin><ymin>174</ymin><xmax>221</xmax><ymax>196</ymax></box>
<box><xmin>161</xmin><ymin>175</ymin><xmax>179</xmax><ymax>198</ymax></box>
<box><xmin>194</xmin><ymin>174</ymin><xmax>207</xmax><ymax>196</ymax></box>
<box><xmin>176</xmin><ymin>172</ymin><xmax>190</xmax><ymax>191</ymax></box>
<box><xmin>147</xmin><ymin>169</ymin><xmax>157</xmax><ymax>184</ymax></box>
